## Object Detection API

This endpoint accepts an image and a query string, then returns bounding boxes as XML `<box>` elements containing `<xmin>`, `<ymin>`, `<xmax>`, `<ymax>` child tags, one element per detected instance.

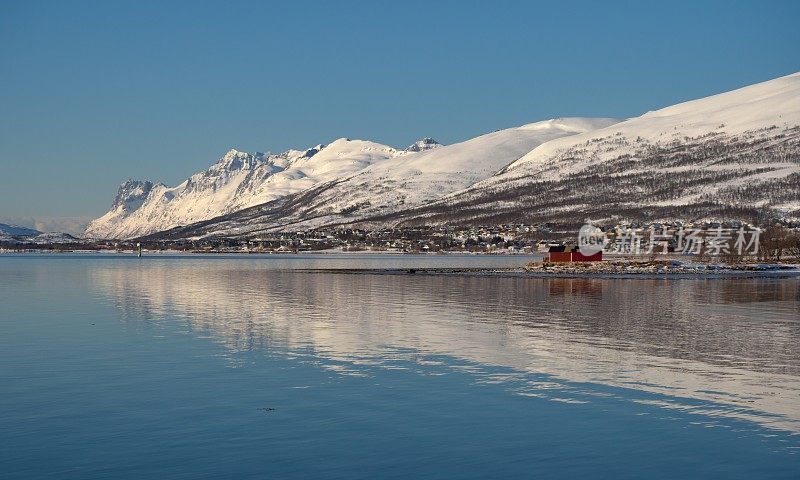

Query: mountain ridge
<box><xmin>86</xmin><ymin>118</ymin><xmax>618</xmax><ymax>239</ymax></box>
<box><xmin>0</xmin><ymin>223</ymin><xmax>42</xmax><ymax>237</ymax></box>
<box><xmin>87</xmin><ymin>72</ymin><xmax>800</xmax><ymax>241</ymax></box>
<box><xmin>84</xmin><ymin>139</ymin><xmax>401</xmax><ymax>239</ymax></box>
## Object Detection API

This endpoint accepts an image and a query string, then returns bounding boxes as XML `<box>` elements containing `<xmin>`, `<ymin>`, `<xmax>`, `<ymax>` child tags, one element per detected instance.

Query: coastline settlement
<box><xmin>2</xmin><ymin>220</ymin><xmax>799</xmax><ymax>263</ymax></box>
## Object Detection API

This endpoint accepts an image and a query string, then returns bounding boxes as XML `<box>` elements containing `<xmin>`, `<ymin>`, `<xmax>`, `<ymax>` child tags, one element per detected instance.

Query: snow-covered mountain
<box><xmin>391</xmin><ymin>71</ymin><xmax>800</xmax><ymax>227</ymax></box>
<box><xmin>25</xmin><ymin>232</ymin><xmax>81</xmax><ymax>245</ymax></box>
<box><xmin>133</xmin><ymin>118</ymin><xmax>619</xmax><ymax>240</ymax></box>
<box><xmin>0</xmin><ymin>223</ymin><xmax>81</xmax><ymax>245</ymax></box>
<box><xmin>145</xmin><ymin>72</ymin><xmax>800</xmax><ymax>240</ymax></box>
<box><xmin>0</xmin><ymin>223</ymin><xmax>42</xmax><ymax>237</ymax></box>
<box><xmin>88</xmin><ymin>119</ymin><xmax>616</xmax><ymax>239</ymax></box>
<box><xmin>84</xmin><ymin>139</ymin><xmax>401</xmax><ymax>239</ymax></box>
<box><xmin>251</xmin><ymin>118</ymin><xmax>619</xmax><ymax>231</ymax></box>
<box><xmin>400</xmin><ymin>138</ymin><xmax>442</xmax><ymax>154</ymax></box>
<box><xmin>91</xmin><ymin>72</ymin><xmax>800</xmax><ymax>241</ymax></box>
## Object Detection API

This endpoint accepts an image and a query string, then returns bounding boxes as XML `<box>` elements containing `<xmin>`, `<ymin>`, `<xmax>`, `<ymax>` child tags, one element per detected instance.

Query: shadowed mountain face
<box><xmin>90</xmin><ymin>258</ymin><xmax>800</xmax><ymax>435</ymax></box>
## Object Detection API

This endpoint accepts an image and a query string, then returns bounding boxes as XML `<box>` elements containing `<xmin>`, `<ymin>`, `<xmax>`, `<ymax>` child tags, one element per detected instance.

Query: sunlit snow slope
<box><xmin>393</xmin><ymin>72</ymin><xmax>800</xmax><ymax>227</ymax></box>
<box><xmin>142</xmin><ymin>118</ymin><xmax>618</xmax><ymax>239</ymax></box>
<box><xmin>84</xmin><ymin>140</ymin><xmax>400</xmax><ymax>239</ymax></box>
<box><xmin>91</xmin><ymin>72</ymin><xmax>800</xmax><ymax>240</ymax></box>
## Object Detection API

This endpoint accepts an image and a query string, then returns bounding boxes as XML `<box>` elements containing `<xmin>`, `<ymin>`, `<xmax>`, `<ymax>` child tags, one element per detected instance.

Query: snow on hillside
<box><xmin>400</xmin><ymin>138</ymin><xmax>442</xmax><ymax>154</ymax></box>
<box><xmin>0</xmin><ymin>227</ymin><xmax>80</xmax><ymax>245</ymax></box>
<box><xmin>145</xmin><ymin>118</ymin><xmax>620</xmax><ymax>239</ymax></box>
<box><xmin>396</xmin><ymin>72</ymin><xmax>800</xmax><ymax>226</ymax></box>
<box><xmin>0</xmin><ymin>223</ymin><xmax>42</xmax><ymax>237</ymax></box>
<box><xmin>92</xmin><ymin>72</ymin><xmax>800</xmax><ymax>240</ymax></box>
<box><xmin>271</xmin><ymin>118</ymin><xmax>620</xmax><ymax>229</ymax></box>
<box><xmin>506</xmin><ymin>71</ymin><xmax>800</xmax><ymax>175</ymax></box>
<box><xmin>26</xmin><ymin>232</ymin><xmax>81</xmax><ymax>244</ymax></box>
<box><xmin>84</xmin><ymin>140</ymin><xmax>399</xmax><ymax>239</ymax></box>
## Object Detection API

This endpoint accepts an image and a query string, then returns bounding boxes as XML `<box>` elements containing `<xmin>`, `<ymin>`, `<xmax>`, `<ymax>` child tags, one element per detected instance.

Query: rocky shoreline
<box><xmin>523</xmin><ymin>260</ymin><xmax>800</xmax><ymax>276</ymax></box>
<box><xmin>299</xmin><ymin>261</ymin><xmax>800</xmax><ymax>279</ymax></box>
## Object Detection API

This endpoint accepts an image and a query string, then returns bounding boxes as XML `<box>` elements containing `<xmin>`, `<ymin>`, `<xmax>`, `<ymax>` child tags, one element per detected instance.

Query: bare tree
<box><xmin>759</xmin><ymin>225</ymin><xmax>793</xmax><ymax>262</ymax></box>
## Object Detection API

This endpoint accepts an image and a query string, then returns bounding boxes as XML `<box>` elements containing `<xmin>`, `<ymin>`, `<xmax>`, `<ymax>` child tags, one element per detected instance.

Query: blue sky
<box><xmin>1</xmin><ymin>0</ymin><xmax>798</xmax><ymax>231</ymax></box>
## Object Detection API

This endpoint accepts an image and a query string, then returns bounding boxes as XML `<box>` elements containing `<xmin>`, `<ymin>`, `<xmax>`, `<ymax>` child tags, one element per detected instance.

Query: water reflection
<box><xmin>90</xmin><ymin>260</ymin><xmax>800</xmax><ymax>435</ymax></box>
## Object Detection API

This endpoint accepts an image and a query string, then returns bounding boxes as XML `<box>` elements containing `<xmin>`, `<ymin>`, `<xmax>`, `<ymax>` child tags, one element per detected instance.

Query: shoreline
<box><xmin>296</xmin><ymin>267</ymin><xmax>800</xmax><ymax>280</ymax></box>
<box><xmin>3</xmin><ymin>251</ymin><xmax>798</xmax><ymax>279</ymax></box>
<box><xmin>0</xmin><ymin>248</ymin><xmax>543</xmax><ymax>256</ymax></box>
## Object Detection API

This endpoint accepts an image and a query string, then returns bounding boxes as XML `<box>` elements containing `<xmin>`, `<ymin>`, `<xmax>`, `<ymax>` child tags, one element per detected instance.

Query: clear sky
<box><xmin>1</xmin><ymin>0</ymin><xmax>798</xmax><ymax>233</ymax></box>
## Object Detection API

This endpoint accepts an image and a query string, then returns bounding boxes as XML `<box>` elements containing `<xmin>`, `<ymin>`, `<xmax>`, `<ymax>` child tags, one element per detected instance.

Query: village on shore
<box><xmin>3</xmin><ymin>221</ymin><xmax>799</xmax><ymax>274</ymax></box>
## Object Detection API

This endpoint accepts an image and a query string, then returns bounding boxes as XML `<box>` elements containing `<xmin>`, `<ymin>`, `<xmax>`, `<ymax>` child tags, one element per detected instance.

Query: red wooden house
<box><xmin>547</xmin><ymin>245</ymin><xmax>602</xmax><ymax>262</ymax></box>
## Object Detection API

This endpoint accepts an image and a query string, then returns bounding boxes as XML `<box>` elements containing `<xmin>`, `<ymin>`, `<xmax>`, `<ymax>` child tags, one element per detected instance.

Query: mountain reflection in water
<box><xmin>91</xmin><ymin>259</ymin><xmax>800</xmax><ymax>435</ymax></box>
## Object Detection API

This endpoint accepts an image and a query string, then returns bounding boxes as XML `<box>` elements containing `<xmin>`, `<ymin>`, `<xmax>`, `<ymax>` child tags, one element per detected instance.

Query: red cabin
<box><xmin>548</xmin><ymin>246</ymin><xmax>602</xmax><ymax>262</ymax></box>
<box><xmin>572</xmin><ymin>251</ymin><xmax>602</xmax><ymax>262</ymax></box>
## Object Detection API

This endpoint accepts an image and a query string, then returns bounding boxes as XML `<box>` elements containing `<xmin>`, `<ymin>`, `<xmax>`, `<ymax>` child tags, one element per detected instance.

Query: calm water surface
<box><xmin>1</xmin><ymin>254</ymin><xmax>799</xmax><ymax>479</ymax></box>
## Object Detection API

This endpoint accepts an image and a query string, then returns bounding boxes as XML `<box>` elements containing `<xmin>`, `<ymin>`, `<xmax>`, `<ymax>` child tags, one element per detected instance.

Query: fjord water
<box><xmin>1</xmin><ymin>254</ymin><xmax>799</xmax><ymax>479</ymax></box>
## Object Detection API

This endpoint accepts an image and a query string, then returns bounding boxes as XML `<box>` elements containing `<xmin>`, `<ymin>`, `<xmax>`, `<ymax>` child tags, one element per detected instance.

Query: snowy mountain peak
<box><xmin>302</xmin><ymin>145</ymin><xmax>323</xmax><ymax>159</ymax></box>
<box><xmin>300</xmin><ymin>139</ymin><xmax>399</xmax><ymax>161</ymax></box>
<box><xmin>211</xmin><ymin>149</ymin><xmax>266</xmax><ymax>172</ymax></box>
<box><xmin>518</xmin><ymin>117</ymin><xmax>624</xmax><ymax>133</ymax></box>
<box><xmin>86</xmin><ymin>138</ymin><xmax>399</xmax><ymax>239</ymax></box>
<box><xmin>402</xmin><ymin>138</ymin><xmax>442</xmax><ymax>154</ymax></box>
<box><xmin>85</xmin><ymin>72</ymin><xmax>800</xmax><ymax>240</ymax></box>
<box><xmin>224</xmin><ymin>148</ymin><xmax>245</xmax><ymax>156</ymax></box>
<box><xmin>112</xmin><ymin>179</ymin><xmax>155</xmax><ymax>212</ymax></box>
